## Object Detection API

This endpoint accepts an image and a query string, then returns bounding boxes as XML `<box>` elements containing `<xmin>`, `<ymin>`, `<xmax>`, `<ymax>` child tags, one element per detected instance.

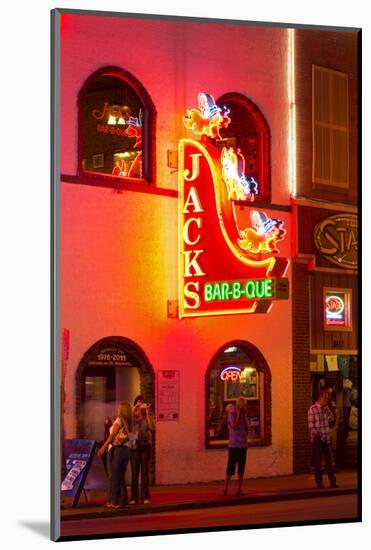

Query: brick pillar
<box><xmin>292</xmin><ymin>262</ymin><xmax>312</xmax><ymax>473</ymax></box>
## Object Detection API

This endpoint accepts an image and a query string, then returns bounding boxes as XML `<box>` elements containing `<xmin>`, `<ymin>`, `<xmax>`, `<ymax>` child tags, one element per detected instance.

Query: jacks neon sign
<box><xmin>179</xmin><ymin>93</ymin><xmax>290</xmax><ymax>318</ymax></box>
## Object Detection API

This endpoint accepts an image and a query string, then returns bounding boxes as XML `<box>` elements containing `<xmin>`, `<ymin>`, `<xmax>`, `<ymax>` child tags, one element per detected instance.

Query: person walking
<box><xmin>308</xmin><ymin>390</ymin><xmax>338</xmax><ymax>489</ymax></box>
<box><xmin>130</xmin><ymin>394</ymin><xmax>155</xmax><ymax>504</ymax></box>
<box><xmin>223</xmin><ymin>397</ymin><xmax>249</xmax><ymax>496</ymax></box>
<box><xmin>98</xmin><ymin>401</ymin><xmax>133</xmax><ymax>508</ymax></box>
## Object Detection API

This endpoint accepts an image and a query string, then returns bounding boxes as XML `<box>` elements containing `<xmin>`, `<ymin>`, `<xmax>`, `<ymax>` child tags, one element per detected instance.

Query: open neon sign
<box><xmin>220</xmin><ymin>366</ymin><xmax>241</xmax><ymax>382</ymax></box>
<box><xmin>179</xmin><ymin>92</ymin><xmax>290</xmax><ymax>318</ymax></box>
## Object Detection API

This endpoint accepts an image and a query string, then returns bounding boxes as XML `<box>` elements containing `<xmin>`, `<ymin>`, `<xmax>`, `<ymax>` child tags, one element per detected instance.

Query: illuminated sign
<box><xmin>314</xmin><ymin>213</ymin><xmax>357</xmax><ymax>270</ymax></box>
<box><xmin>220</xmin><ymin>366</ymin><xmax>241</xmax><ymax>381</ymax></box>
<box><xmin>324</xmin><ymin>288</ymin><xmax>352</xmax><ymax>331</ymax></box>
<box><xmin>179</xmin><ymin>93</ymin><xmax>289</xmax><ymax>318</ymax></box>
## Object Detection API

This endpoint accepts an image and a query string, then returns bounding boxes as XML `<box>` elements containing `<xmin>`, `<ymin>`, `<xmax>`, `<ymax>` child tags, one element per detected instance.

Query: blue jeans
<box><xmin>109</xmin><ymin>445</ymin><xmax>130</xmax><ymax>505</ymax></box>
<box><xmin>311</xmin><ymin>438</ymin><xmax>336</xmax><ymax>486</ymax></box>
<box><xmin>130</xmin><ymin>444</ymin><xmax>151</xmax><ymax>501</ymax></box>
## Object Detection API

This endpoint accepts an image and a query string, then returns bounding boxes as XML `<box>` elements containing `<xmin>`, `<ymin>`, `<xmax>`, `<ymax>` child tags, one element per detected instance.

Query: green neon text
<box><xmin>204</xmin><ymin>279</ymin><xmax>273</xmax><ymax>302</ymax></box>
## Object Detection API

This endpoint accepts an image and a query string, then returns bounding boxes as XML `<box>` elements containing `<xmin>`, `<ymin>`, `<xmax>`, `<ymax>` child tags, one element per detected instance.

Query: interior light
<box><xmin>107</xmin><ymin>115</ymin><xmax>116</xmax><ymax>125</ymax></box>
<box><xmin>117</xmin><ymin>117</ymin><xmax>125</xmax><ymax>125</ymax></box>
<box><xmin>224</xmin><ymin>346</ymin><xmax>238</xmax><ymax>353</ymax></box>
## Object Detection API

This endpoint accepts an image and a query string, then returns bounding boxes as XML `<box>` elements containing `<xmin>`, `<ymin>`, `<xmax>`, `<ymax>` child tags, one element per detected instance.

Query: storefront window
<box><xmin>206</xmin><ymin>342</ymin><xmax>271</xmax><ymax>448</ymax></box>
<box><xmin>215</xmin><ymin>92</ymin><xmax>271</xmax><ymax>202</ymax></box>
<box><xmin>310</xmin><ymin>353</ymin><xmax>358</xmax><ymax>467</ymax></box>
<box><xmin>78</xmin><ymin>67</ymin><xmax>156</xmax><ymax>183</ymax></box>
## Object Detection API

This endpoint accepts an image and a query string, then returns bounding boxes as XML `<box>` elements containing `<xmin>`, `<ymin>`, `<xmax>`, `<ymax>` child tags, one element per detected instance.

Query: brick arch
<box><xmin>205</xmin><ymin>339</ymin><xmax>272</xmax><ymax>447</ymax></box>
<box><xmin>75</xmin><ymin>336</ymin><xmax>155</xmax><ymax>438</ymax></box>
<box><xmin>216</xmin><ymin>91</ymin><xmax>271</xmax><ymax>202</ymax></box>
<box><xmin>78</xmin><ymin>65</ymin><xmax>156</xmax><ymax>183</ymax></box>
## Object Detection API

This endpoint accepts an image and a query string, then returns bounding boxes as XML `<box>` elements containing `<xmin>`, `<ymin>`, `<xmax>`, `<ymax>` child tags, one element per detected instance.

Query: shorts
<box><xmin>226</xmin><ymin>447</ymin><xmax>247</xmax><ymax>476</ymax></box>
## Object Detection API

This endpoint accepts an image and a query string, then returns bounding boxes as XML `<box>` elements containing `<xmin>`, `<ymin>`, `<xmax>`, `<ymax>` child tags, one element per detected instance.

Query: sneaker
<box><xmin>129</xmin><ymin>500</ymin><xmax>137</xmax><ymax>505</ymax></box>
<box><xmin>143</xmin><ymin>499</ymin><xmax>150</xmax><ymax>504</ymax></box>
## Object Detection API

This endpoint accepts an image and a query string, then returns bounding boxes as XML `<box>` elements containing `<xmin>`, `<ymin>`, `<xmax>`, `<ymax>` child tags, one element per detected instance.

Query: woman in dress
<box><xmin>98</xmin><ymin>401</ymin><xmax>133</xmax><ymax>508</ymax></box>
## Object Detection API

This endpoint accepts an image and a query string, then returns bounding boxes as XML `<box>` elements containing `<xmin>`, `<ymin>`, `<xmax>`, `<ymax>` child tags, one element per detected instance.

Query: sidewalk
<box><xmin>61</xmin><ymin>470</ymin><xmax>358</xmax><ymax>521</ymax></box>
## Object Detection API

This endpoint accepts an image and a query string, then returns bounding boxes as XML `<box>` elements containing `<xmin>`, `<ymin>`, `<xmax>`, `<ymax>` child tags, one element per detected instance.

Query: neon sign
<box><xmin>220</xmin><ymin>366</ymin><xmax>241</xmax><ymax>382</ymax></box>
<box><xmin>221</xmin><ymin>147</ymin><xmax>258</xmax><ymax>202</ymax></box>
<box><xmin>323</xmin><ymin>288</ymin><xmax>352</xmax><ymax>331</ymax></box>
<box><xmin>179</xmin><ymin>93</ymin><xmax>290</xmax><ymax>318</ymax></box>
<box><xmin>205</xmin><ymin>278</ymin><xmax>274</xmax><ymax>302</ymax></box>
<box><xmin>326</xmin><ymin>295</ymin><xmax>344</xmax><ymax>320</ymax></box>
<box><xmin>183</xmin><ymin>93</ymin><xmax>231</xmax><ymax>139</ymax></box>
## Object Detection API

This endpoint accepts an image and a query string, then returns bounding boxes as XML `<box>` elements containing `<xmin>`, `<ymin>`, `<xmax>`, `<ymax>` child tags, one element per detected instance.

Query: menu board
<box><xmin>61</xmin><ymin>439</ymin><xmax>96</xmax><ymax>507</ymax></box>
<box><xmin>157</xmin><ymin>370</ymin><xmax>180</xmax><ymax>421</ymax></box>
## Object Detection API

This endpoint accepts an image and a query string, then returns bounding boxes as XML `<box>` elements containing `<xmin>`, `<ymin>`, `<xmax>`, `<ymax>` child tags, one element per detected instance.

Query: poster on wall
<box><xmin>51</xmin><ymin>7</ymin><xmax>360</xmax><ymax>543</ymax></box>
<box><xmin>157</xmin><ymin>370</ymin><xmax>180</xmax><ymax>421</ymax></box>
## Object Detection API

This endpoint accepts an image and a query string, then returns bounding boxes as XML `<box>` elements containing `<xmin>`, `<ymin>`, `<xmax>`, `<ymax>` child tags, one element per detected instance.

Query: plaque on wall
<box><xmin>313</xmin><ymin>213</ymin><xmax>357</xmax><ymax>270</ymax></box>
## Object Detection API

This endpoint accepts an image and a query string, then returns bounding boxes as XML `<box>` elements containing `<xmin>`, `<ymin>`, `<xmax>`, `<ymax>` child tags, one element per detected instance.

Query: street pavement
<box><xmin>61</xmin><ymin>493</ymin><xmax>358</xmax><ymax>538</ymax></box>
<box><xmin>61</xmin><ymin>470</ymin><xmax>358</xmax><ymax>524</ymax></box>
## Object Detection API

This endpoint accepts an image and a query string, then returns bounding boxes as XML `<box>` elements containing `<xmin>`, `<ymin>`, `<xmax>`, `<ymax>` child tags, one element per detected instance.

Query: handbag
<box><xmin>112</xmin><ymin>420</ymin><xmax>129</xmax><ymax>447</ymax></box>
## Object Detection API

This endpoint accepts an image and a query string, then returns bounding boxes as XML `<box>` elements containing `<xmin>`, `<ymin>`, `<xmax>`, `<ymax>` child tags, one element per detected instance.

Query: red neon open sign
<box><xmin>220</xmin><ymin>367</ymin><xmax>241</xmax><ymax>382</ymax></box>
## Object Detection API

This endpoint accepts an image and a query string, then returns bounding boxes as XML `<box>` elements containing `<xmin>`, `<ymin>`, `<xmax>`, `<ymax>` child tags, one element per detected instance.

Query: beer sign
<box><xmin>324</xmin><ymin>288</ymin><xmax>352</xmax><ymax>331</ymax></box>
<box><xmin>179</xmin><ymin>93</ymin><xmax>290</xmax><ymax>318</ymax></box>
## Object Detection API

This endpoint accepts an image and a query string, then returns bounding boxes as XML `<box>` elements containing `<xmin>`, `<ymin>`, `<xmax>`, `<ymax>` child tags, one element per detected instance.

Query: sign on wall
<box><xmin>157</xmin><ymin>370</ymin><xmax>180</xmax><ymax>421</ymax></box>
<box><xmin>324</xmin><ymin>288</ymin><xmax>352</xmax><ymax>331</ymax></box>
<box><xmin>314</xmin><ymin>213</ymin><xmax>357</xmax><ymax>270</ymax></box>
<box><xmin>179</xmin><ymin>93</ymin><xmax>289</xmax><ymax>318</ymax></box>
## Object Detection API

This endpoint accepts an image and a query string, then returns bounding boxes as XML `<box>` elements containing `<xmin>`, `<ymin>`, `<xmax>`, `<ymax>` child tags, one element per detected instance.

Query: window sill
<box><xmin>60</xmin><ymin>172</ymin><xmax>178</xmax><ymax>198</ymax></box>
<box><xmin>206</xmin><ymin>438</ymin><xmax>269</xmax><ymax>449</ymax></box>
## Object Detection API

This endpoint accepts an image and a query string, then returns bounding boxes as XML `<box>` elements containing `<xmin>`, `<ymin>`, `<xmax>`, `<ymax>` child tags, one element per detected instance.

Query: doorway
<box><xmin>75</xmin><ymin>336</ymin><xmax>156</xmax><ymax>482</ymax></box>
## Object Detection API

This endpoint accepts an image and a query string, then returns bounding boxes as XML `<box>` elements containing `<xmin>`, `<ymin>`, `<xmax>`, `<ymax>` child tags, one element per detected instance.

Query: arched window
<box><xmin>78</xmin><ymin>67</ymin><xmax>156</xmax><ymax>184</ymax></box>
<box><xmin>205</xmin><ymin>341</ymin><xmax>271</xmax><ymax>448</ymax></box>
<box><xmin>216</xmin><ymin>93</ymin><xmax>271</xmax><ymax>202</ymax></box>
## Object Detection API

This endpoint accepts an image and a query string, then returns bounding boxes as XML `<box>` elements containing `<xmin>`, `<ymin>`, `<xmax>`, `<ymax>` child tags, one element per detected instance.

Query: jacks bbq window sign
<box><xmin>179</xmin><ymin>93</ymin><xmax>289</xmax><ymax>318</ymax></box>
<box><xmin>313</xmin><ymin>213</ymin><xmax>357</xmax><ymax>270</ymax></box>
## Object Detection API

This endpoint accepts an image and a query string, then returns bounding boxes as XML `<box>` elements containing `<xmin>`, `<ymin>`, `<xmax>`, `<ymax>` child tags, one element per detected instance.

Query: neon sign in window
<box><xmin>324</xmin><ymin>288</ymin><xmax>352</xmax><ymax>331</ymax></box>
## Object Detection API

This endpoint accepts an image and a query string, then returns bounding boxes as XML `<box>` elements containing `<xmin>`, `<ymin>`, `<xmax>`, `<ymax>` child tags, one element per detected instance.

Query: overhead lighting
<box><xmin>224</xmin><ymin>346</ymin><xmax>238</xmax><ymax>353</ymax></box>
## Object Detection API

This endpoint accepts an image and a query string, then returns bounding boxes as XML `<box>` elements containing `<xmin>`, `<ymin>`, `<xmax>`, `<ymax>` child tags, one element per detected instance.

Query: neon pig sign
<box><xmin>179</xmin><ymin>93</ymin><xmax>290</xmax><ymax>318</ymax></box>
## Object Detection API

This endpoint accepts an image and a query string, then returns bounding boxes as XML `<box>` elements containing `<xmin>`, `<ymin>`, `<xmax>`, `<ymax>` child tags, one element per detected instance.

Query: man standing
<box><xmin>308</xmin><ymin>390</ymin><xmax>338</xmax><ymax>489</ymax></box>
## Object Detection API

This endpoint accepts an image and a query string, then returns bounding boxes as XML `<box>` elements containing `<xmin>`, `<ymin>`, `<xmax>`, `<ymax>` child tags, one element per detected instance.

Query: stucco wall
<box><xmin>60</xmin><ymin>13</ymin><xmax>293</xmax><ymax>483</ymax></box>
<box><xmin>61</xmin><ymin>184</ymin><xmax>292</xmax><ymax>482</ymax></box>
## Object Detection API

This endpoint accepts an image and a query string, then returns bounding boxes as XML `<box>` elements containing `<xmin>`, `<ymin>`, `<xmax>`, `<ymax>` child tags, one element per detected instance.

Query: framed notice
<box><xmin>157</xmin><ymin>370</ymin><xmax>180</xmax><ymax>421</ymax></box>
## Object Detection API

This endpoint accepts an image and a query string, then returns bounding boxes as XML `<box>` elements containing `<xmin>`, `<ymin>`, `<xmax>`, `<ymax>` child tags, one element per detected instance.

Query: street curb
<box><xmin>61</xmin><ymin>487</ymin><xmax>357</xmax><ymax>521</ymax></box>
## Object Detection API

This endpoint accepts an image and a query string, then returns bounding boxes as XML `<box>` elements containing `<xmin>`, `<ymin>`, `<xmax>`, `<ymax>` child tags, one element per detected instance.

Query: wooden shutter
<box><xmin>313</xmin><ymin>65</ymin><xmax>349</xmax><ymax>188</ymax></box>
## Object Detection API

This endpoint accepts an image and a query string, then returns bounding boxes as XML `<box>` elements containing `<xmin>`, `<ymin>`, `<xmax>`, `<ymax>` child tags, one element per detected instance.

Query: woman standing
<box><xmin>223</xmin><ymin>397</ymin><xmax>249</xmax><ymax>496</ymax></box>
<box><xmin>130</xmin><ymin>394</ymin><xmax>155</xmax><ymax>504</ymax></box>
<box><xmin>98</xmin><ymin>401</ymin><xmax>133</xmax><ymax>508</ymax></box>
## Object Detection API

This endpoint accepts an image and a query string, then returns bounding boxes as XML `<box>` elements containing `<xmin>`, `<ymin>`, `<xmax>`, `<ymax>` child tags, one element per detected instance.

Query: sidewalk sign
<box><xmin>61</xmin><ymin>439</ymin><xmax>96</xmax><ymax>507</ymax></box>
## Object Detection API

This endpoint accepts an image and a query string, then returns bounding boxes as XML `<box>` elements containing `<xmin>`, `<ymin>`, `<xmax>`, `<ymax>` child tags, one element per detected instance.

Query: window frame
<box><xmin>216</xmin><ymin>92</ymin><xmax>272</xmax><ymax>203</ymax></box>
<box><xmin>205</xmin><ymin>340</ymin><xmax>272</xmax><ymax>449</ymax></box>
<box><xmin>312</xmin><ymin>65</ymin><xmax>349</xmax><ymax>189</ymax></box>
<box><xmin>77</xmin><ymin>66</ymin><xmax>156</xmax><ymax>186</ymax></box>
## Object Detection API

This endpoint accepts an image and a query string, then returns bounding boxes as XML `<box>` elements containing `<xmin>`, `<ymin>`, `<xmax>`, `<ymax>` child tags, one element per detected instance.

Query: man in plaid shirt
<box><xmin>308</xmin><ymin>390</ymin><xmax>338</xmax><ymax>488</ymax></box>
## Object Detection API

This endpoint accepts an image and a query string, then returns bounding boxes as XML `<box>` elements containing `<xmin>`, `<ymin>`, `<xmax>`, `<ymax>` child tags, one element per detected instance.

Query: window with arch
<box><xmin>78</xmin><ymin>67</ymin><xmax>156</xmax><ymax>184</ymax></box>
<box><xmin>206</xmin><ymin>341</ymin><xmax>271</xmax><ymax>448</ymax></box>
<box><xmin>215</xmin><ymin>92</ymin><xmax>271</xmax><ymax>202</ymax></box>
